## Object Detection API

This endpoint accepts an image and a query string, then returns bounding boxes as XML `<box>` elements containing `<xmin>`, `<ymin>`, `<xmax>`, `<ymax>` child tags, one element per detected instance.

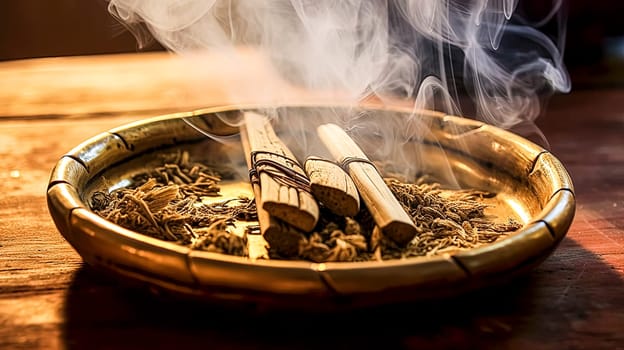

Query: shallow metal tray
<box><xmin>46</xmin><ymin>104</ymin><xmax>575</xmax><ymax>310</ymax></box>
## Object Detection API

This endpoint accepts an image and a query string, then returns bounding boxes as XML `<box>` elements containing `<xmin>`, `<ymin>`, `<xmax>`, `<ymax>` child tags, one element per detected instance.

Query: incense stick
<box><xmin>239</xmin><ymin>113</ymin><xmax>308</xmax><ymax>257</ymax></box>
<box><xmin>317</xmin><ymin>123</ymin><xmax>417</xmax><ymax>246</ymax></box>
<box><xmin>241</xmin><ymin>111</ymin><xmax>319</xmax><ymax>232</ymax></box>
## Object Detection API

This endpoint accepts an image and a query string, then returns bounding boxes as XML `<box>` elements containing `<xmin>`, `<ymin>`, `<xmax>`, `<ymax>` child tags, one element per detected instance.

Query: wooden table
<box><xmin>1</xmin><ymin>52</ymin><xmax>622</xmax><ymax>349</ymax></box>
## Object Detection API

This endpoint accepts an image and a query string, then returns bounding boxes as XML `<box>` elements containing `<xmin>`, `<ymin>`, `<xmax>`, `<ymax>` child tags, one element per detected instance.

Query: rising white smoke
<box><xmin>107</xmin><ymin>0</ymin><xmax>570</xmax><ymax>140</ymax></box>
<box><xmin>109</xmin><ymin>0</ymin><xmax>570</xmax><ymax>166</ymax></box>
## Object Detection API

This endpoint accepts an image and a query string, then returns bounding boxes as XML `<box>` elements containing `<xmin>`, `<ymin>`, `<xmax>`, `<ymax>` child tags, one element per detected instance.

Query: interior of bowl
<box><xmin>47</xmin><ymin>104</ymin><xmax>575</xmax><ymax>309</ymax></box>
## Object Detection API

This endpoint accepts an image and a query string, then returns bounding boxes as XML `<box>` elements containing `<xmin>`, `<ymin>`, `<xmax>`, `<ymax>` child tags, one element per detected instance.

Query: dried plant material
<box><xmin>90</xmin><ymin>150</ymin><xmax>521</xmax><ymax>263</ymax></box>
<box><xmin>91</xmin><ymin>151</ymin><xmax>252</xmax><ymax>256</ymax></box>
<box><xmin>191</xmin><ymin>218</ymin><xmax>247</xmax><ymax>256</ymax></box>
<box><xmin>132</xmin><ymin>150</ymin><xmax>224</xmax><ymax>198</ymax></box>
<box><xmin>298</xmin><ymin>215</ymin><xmax>369</xmax><ymax>262</ymax></box>
<box><xmin>294</xmin><ymin>174</ymin><xmax>522</xmax><ymax>262</ymax></box>
<box><xmin>384</xmin><ymin>177</ymin><xmax>521</xmax><ymax>258</ymax></box>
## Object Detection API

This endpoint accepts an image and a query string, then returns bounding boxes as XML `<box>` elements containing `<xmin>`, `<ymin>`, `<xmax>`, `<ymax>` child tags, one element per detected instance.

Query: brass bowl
<box><xmin>46</xmin><ymin>104</ymin><xmax>575</xmax><ymax>310</ymax></box>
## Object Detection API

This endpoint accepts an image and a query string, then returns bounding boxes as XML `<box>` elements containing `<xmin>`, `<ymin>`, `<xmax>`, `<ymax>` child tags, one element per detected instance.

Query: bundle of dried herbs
<box><xmin>90</xmin><ymin>151</ymin><xmax>521</xmax><ymax>262</ymax></box>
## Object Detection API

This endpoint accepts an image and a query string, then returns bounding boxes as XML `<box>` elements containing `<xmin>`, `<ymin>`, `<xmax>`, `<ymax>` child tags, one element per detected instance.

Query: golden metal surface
<box><xmin>66</xmin><ymin>133</ymin><xmax>129</xmax><ymax>175</ymax></box>
<box><xmin>536</xmin><ymin>190</ymin><xmax>576</xmax><ymax>242</ymax></box>
<box><xmin>46</xmin><ymin>104</ymin><xmax>576</xmax><ymax>309</ymax></box>
<box><xmin>48</xmin><ymin>156</ymin><xmax>90</xmax><ymax>189</ymax></box>
<box><xmin>453</xmin><ymin>221</ymin><xmax>555</xmax><ymax>275</ymax></box>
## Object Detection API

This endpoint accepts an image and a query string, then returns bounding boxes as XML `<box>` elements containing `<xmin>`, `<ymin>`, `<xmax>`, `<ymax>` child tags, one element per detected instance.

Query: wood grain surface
<box><xmin>0</xmin><ymin>53</ymin><xmax>622</xmax><ymax>350</ymax></box>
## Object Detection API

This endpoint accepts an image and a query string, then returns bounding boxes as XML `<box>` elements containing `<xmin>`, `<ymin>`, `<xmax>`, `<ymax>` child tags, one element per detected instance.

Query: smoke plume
<box><xmin>107</xmin><ymin>0</ymin><xmax>570</xmax><ymax>178</ymax></box>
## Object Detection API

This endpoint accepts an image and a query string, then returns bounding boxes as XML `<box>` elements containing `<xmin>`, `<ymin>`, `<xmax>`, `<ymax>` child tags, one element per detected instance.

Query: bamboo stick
<box><xmin>241</xmin><ymin>111</ymin><xmax>319</xmax><ymax>232</ymax></box>
<box><xmin>317</xmin><ymin>123</ymin><xmax>417</xmax><ymax>246</ymax></box>
<box><xmin>304</xmin><ymin>156</ymin><xmax>360</xmax><ymax>217</ymax></box>
<box><xmin>239</xmin><ymin>119</ymin><xmax>306</xmax><ymax>257</ymax></box>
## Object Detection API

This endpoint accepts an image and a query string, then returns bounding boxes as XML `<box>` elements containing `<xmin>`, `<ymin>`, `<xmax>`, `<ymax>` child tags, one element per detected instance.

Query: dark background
<box><xmin>1</xmin><ymin>0</ymin><xmax>623</xmax><ymax>89</ymax></box>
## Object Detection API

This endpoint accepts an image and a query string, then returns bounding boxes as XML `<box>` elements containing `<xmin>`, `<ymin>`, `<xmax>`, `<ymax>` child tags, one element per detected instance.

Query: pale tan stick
<box><xmin>242</xmin><ymin>111</ymin><xmax>319</xmax><ymax>232</ymax></box>
<box><xmin>240</xmin><ymin>121</ymin><xmax>305</xmax><ymax>257</ymax></box>
<box><xmin>317</xmin><ymin>123</ymin><xmax>417</xmax><ymax>246</ymax></box>
<box><xmin>304</xmin><ymin>156</ymin><xmax>360</xmax><ymax>217</ymax></box>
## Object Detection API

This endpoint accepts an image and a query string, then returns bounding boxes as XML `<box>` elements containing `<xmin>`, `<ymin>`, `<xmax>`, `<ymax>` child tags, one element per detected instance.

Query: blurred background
<box><xmin>1</xmin><ymin>0</ymin><xmax>623</xmax><ymax>89</ymax></box>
